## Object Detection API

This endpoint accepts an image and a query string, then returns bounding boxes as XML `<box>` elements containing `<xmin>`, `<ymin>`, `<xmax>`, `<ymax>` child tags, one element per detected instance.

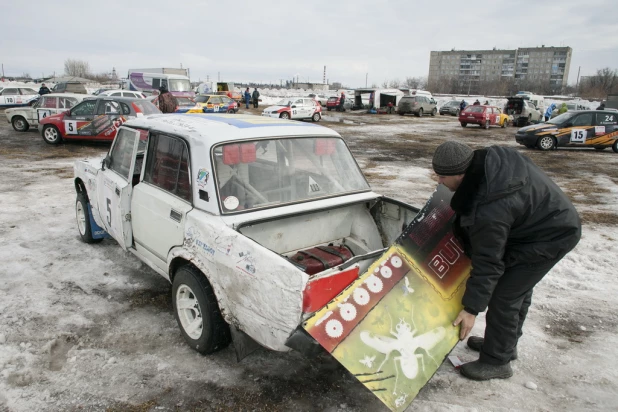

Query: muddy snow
<box><xmin>1</xmin><ymin>108</ymin><xmax>617</xmax><ymax>411</ymax></box>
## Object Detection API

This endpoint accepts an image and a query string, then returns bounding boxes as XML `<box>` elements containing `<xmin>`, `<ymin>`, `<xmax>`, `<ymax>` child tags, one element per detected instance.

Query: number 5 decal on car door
<box><xmin>64</xmin><ymin>120</ymin><xmax>78</xmax><ymax>135</ymax></box>
<box><xmin>570</xmin><ymin>129</ymin><xmax>586</xmax><ymax>143</ymax></box>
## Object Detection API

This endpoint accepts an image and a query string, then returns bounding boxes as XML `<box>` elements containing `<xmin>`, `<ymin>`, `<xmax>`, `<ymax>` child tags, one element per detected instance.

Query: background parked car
<box><xmin>193</xmin><ymin>94</ymin><xmax>238</xmax><ymax>113</ymax></box>
<box><xmin>439</xmin><ymin>100</ymin><xmax>461</xmax><ymax>116</ymax></box>
<box><xmin>262</xmin><ymin>97</ymin><xmax>322</xmax><ymax>121</ymax></box>
<box><xmin>5</xmin><ymin>93</ymin><xmax>86</xmax><ymax>132</ymax></box>
<box><xmin>397</xmin><ymin>95</ymin><xmax>437</xmax><ymax>117</ymax></box>
<box><xmin>97</xmin><ymin>90</ymin><xmax>146</xmax><ymax>99</ymax></box>
<box><xmin>308</xmin><ymin>93</ymin><xmax>330</xmax><ymax>106</ymax></box>
<box><xmin>504</xmin><ymin>96</ymin><xmax>542</xmax><ymax>126</ymax></box>
<box><xmin>459</xmin><ymin>105</ymin><xmax>509</xmax><ymax>129</ymax></box>
<box><xmin>51</xmin><ymin>82</ymin><xmax>88</xmax><ymax>94</ymax></box>
<box><xmin>0</xmin><ymin>87</ymin><xmax>40</xmax><ymax>108</ymax></box>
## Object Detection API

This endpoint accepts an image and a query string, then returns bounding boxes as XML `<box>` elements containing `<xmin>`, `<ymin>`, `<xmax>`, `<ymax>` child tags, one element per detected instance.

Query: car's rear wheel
<box><xmin>537</xmin><ymin>135</ymin><xmax>556</xmax><ymax>151</ymax></box>
<box><xmin>12</xmin><ymin>116</ymin><xmax>29</xmax><ymax>132</ymax></box>
<box><xmin>172</xmin><ymin>265</ymin><xmax>231</xmax><ymax>354</ymax></box>
<box><xmin>280</xmin><ymin>112</ymin><xmax>290</xmax><ymax>120</ymax></box>
<box><xmin>612</xmin><ymin>140</ymin><xmax>618</xmax><ymax>153</ymax></box>
<box><xmin>416</xmin><ymin>108</ymin><xmax>423</xmax><ymax>117</ymax></box>
<box><xmin>75</xmin><ymin>195</ymin><xmax>103</xmax><ymax>244</ymax></box>
<box><xmin>461</xmin><ymin>122</ymin><xmax>467</xmax><ymax>127</ymax></box>
<box><xmin>527</xmin><ymin>114</ymin><xmax>532</xmax><ymax>125</ymax></box>
<box><xmin>227</xmin><ymin>109</ymin><xmax>234</xmax><ymax>114</ymax></box>
<box><xmin>431</xmin><ymin>108</ymin><xmax>437</xmax><ymax>116</ymax></box>
<box><xmin>501</xmin><ymin>118</ymin><xmax>507</xmax><ymax>128</ymax></box>
<box><xmin>484</xmin><ymin>120</ymin><xmax>490</xmax><ymax>129</ymax></box>
<box><xmin>312</xmin><ymin>112</ymin><xmax>321</xmax><ymax>122</ymax></box>
<box><xmin>42</xmin><ymin>125</ymin><xmax>62</xmax><ymax>145</ymax></box>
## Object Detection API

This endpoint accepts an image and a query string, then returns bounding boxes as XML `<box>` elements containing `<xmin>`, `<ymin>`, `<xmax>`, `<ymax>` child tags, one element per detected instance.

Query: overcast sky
<box><xmin>2</xmin><ymin>0</ymin><xmax>617</xmax><ymax>87</ymax></box>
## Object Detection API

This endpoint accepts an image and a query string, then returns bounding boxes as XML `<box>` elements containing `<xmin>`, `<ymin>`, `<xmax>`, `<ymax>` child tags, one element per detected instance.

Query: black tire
<box><xmin>280</xmin><ymin>112</ymin><xmax>290</xmax><ymax>120</ymax></box>
<box><xmin>484</xmin><ymin>120</ymin><xmax>490</xmax><ymax>130</ymax></box>
<box><xmin>399</xmin><ymin>112</ymin><xmax>405</xmax><ymax>116</ymax></box>
<box><xmin>416</xmin><ymin>108</ymin><xmax>423</xmax><ymax>117</ymax></box>
<box><xmin>172</xmin><ymin>265</ymin><xmax>231</xmax><ymax>354</ymax></box>
<box><xmin>612</xmin><ymin>140</ymin><xmax>618</xmax><ymax>153</ymax></box>
<box><xmin>42</xmin><ymin>125</ymin><xmax>62</xmax><ymax>145</ymax></box>
<box><xmin>327</xmin><ymin>107</ymin><xmax>331</xmax><ymax>111</ymax></box>
<box><xmin>527</xmin><ymin>114</ymin><xmax>532</xmax><ymax>126</ymax></box>
<box><xmin>312</xmin><ymin>112</ymin><xmax>321</xmax><ymax>122</ymax></box>
<box><xmin>461</xmin><ymin>122</ymin><xmax>467</xmax><ymax>127</ymax></box>
<box><xmin>501</xmin><ymin>118</ymin><xmax>507</xmax><ymax>128</ymax></box>
<box><xmin>227</xmin><ymin>109</ymin><xmax>234</xmax><ymax>114</ymax></box>
<box><xmin>12</xmin><ymin>116</ymin><xmax>29</xmax><ymax>132</ymax></box>
<box><xmin>455</xmin><ymin>109</ymin><xmax>460</xmax><ymax>116</ymax></box>
<box><xmin>75</xmin><ymin>195</ymin><xmax>103</xmax><ymax>244</ymax></box>
<box><xmin>431</xmin><ymin>108</ymin><xmax>437</xmax><ymax>116</ymax></box>
<box><xmin>537</xmin><ymin>135</ymin><xmax>556</xmax><ymax>151</ymax></box>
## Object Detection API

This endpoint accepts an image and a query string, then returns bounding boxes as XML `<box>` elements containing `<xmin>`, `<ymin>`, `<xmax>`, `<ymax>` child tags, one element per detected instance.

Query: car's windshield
<box><xmin>547</xmin><ymin>112</ymin><xmax>576</xmax><ymax>124</ymax></box>
<box><xmin>195</xmin><ymin>95</ymin><xmax>210</xmax><ymax>103</ymax></box>
<box><xmin>214</xmin><ymin>137</ymin><xmax>369</xmax><ymax>213</ymax></box>
<box><xmin>168</xmin><ymin>79</ymin><xmax>192</xmax><ymax>92</ymax></box>
<box><xmin>447</xmin><ymin>101</ymin><xmax>459</xmax><ymax>106</ymax></box>
<box><xmin>176</xmin><ymin>97</ymin><xmax>194</xmax><ymax>106</ymax></box>
<box><xmin>131</xmin><ymin>100</ymin><xmax>160</xmax><ymax>115</ymax></box>
<box><xmin>275</xmin><ymin>99</ymin><xmax>292</xmax><ymax>106</ymax></box>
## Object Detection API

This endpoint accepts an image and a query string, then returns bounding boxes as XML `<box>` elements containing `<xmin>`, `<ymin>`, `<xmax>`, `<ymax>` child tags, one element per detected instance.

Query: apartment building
<box><xmin>428</xmin><ymin>46</ymin><xmax>572</xmax><ymax>94</ymax></box>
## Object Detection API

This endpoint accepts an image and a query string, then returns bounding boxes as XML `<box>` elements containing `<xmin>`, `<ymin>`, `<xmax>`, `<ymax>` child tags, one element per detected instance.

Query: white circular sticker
<box><xmin>223</xmin><ymin>196</ymin><xmax>239</xmax><ymax>210</ymax></box>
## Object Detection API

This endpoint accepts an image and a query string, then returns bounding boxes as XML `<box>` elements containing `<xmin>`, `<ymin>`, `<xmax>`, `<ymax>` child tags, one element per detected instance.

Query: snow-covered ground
<box><xmin>0</xmin><ymin>110</ymin><xmax>617</xmax><ymax>411</ymax></box>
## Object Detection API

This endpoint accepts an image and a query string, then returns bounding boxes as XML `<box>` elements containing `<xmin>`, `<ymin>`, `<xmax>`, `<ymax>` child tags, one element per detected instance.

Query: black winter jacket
<box><xmin>451</xmin><ymin>146</ymin><xmax>581</xmax><ymax>314</ymax></box>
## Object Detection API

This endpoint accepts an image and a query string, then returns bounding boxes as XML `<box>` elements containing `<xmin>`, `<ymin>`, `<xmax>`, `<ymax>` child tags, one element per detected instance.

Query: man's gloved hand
<box><xmin>453</xmin><ymin>309</ymin><xmax>476</xmax><ymax>340</ymax></box>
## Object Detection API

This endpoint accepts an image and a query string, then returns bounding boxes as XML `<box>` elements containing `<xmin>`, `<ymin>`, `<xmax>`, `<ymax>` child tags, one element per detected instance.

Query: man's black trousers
<box><xmin>480</xmin><ymin>259</ymin><xmax>559</xmax><ymax>365</ymax></box>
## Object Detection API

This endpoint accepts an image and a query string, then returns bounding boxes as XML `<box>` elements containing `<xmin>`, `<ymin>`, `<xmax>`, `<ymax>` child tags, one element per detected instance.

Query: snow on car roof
<box><xmin>124</xmin><ymin>113</ymin><xmax>339</xmax><ymax>146</ymax></box>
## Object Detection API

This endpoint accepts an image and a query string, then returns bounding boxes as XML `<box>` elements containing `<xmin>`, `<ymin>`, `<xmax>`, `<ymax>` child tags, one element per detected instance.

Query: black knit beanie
<box><xmin>432</xmin><ymin>141</ymin><xmax>474</xmax><ymax>176</ymax></box>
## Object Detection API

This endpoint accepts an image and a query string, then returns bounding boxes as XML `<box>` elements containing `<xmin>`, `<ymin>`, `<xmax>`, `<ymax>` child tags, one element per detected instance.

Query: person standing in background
<box><xmin>244</xmin><ymin>88</ymin><xmax>251</xmax><ymax>109</ymax></box>
<box><xmin>38</xmin><ymin>83</ymin><xmax>51</xmax><ymax>95</ymax></box>
<box><xmin>252</xmin><ymin>88</ymin><xmax>260</xmax><ymax>108</ymax></box>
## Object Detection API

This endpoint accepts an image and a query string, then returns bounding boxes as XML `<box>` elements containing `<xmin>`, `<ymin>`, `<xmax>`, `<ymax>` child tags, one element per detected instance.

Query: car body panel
<box><xmin>262</xmin><ymin>98</ymin><xmax>322</xmax><ymax>120</ymax></box>
<box><xmin>515</xmin><ymin>110</ymin><xmax>618</xmax><ymax>149</ymax></box>
<box><xmin>458</xmin><ymin>105</ymin><xmax>506</xmax><ymax>127</ymax></box>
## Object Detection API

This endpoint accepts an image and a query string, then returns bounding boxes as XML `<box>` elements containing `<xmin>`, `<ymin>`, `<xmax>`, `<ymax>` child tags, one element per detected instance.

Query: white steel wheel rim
<box><xmin>14</xmin><ymin>118</ymin><xmax>26</xmax><ymax>130</ymax></box>
<box><xmin>44</xmin><ymin>127</ymin><xmax>58</xmax><ymax>142</ymax></box>
<box><xmin>76</xmin><ymin>201</ymin><xmax>87</xmax><ymax>236</ymax></box>
<box><xmin>313</xmin><ymin>113</ymin><xmax>320</xmax><ymax>121</ymax></box>
<box><xmin>540</xmin><ymin>136</ymin><xmax>553</xmax><ymax>150</ymax></box>
<box><xmin>176</xmin><ymin>284</ymin><xmax>203</xmax><ymax>339</ymax></box>
<box><xmin>281</xmin><ymin>113</ymin><xmax>289</xmax><ymax>119</ymax></box>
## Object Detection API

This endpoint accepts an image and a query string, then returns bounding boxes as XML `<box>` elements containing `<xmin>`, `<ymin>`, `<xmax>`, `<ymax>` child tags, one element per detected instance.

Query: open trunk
<box><xmin>505</xmin><ymin>98</ymin><xmax>524</xmax><ymax>116</ymax></box>
<box><xmin>237</xmin><ymin>198</ymin><xmax>419</xmax><ymax>311</ymax></box>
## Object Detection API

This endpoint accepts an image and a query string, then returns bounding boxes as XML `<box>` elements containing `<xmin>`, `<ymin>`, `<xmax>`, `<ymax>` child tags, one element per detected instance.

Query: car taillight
<box><xmin>302</xmin><ymin>266</ymin><xmax>359</xmax><ymax>313</ymax></box>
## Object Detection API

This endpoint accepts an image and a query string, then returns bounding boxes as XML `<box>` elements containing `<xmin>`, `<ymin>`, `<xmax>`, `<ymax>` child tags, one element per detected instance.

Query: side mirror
<box><xmin>102</xmin><ymin>155</ymin><xmax>111</xmax><ymax>171</ymax></box>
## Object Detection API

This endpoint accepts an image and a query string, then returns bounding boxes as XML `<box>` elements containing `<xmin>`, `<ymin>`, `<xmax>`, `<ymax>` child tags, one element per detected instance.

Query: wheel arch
<box><xmin>74</xmin><ymin>178</ymin><xmax>89</xmax><ymax>202</ymax></box>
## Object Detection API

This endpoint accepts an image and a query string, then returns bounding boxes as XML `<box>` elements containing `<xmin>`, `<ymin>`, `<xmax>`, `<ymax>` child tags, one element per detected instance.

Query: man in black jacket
<box><xmin>432</xmin><ymin>141</ymin><xmax>581</xmax><ymax>380</ymax></box>
<box><xmin>38</xmin><ymin>83</ymin><xmax>51</xmax><ymax>95</ymax></box>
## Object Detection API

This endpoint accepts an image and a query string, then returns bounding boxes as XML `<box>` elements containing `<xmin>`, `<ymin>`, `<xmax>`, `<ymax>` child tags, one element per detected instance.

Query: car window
<box><xmin>2</xmin><ymin>88</ymin><xmax>19</xmax><ymax>95</ymax></box>
<box><xmin>143</xmin><ymin>134</ymin><xmax>192</xmax><ymax>202</ymax></box>
<box><xmin>110</xmin><ymin>92</ymin><xmax>122</xmax><ymax>97</ymax></box>
<box><xmin>214</xmin><ymin>137</ymin><xmax>369</xmax><ymax>213</ymax></box>
<box><xmin>20</xmin><ymin>88</ymin><xmax>38</xmax><ymax>95</ymax></box>
<box><xmin>596</xmin><ymin>112</ymin><xmax>617</xmax><ymax>125</ymax></box>
<box><xmin>41</xmin><ymin>96</ymin><xmax>57</xmax><ymax>108</ymax></box>
<box><xmin>294</xmin><ymin>99</ymin><xmax>303</xmax><ymax>105</ymax></box>
<box><xmin>60</xmin><ymin>97</ymin><xmax>78</xmax><ymax>109</ymax></box>
<box><xmin>571</xmin><ymin>113</ymin><xmax>593</xmax><ymax>126</ymax></box>
<box><xmin>98</xmin><ymin>100</ymin><xmax>122</xmax><ymax>115</ymax></box>
<box><xmin>120</xmin><ymin>102</ymin><xmax>131</xmax><ymax>115</ymax></box>
<box><xmin>465</xmin><ymin>106</ymin><xmax>484</xmax><ymax>113</ymax></box>
<box><xmin>495</xmin><ymin>108</ymin><xmax>502</xmax><ymax>114</ymax></box>
<box><xmin>108</xmin><ymin>128</ymin><xmax>138</xmax><ymax>180</ymax></box>
<box><xmin>486</xmin><ymin>107</ymin><xmax>493</xmax><ymax>114</ymax></box>
<box><xmin>71</xmin><ymin>100</ymin><xmax>97</xmax><ymax>116</ymax></box>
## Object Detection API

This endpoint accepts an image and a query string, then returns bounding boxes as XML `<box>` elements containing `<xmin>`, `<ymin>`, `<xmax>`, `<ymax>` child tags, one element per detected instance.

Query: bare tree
<box><xmin>64</xmin><ymin>59</ymin><xmax>91</xmax><ymax>77</ymax></box>
<box><xmin>388</xmin><ymin>78</ymin><xmax>401</xmax><ymax>88</ymax></box>
<box><xmin>580</xmin><ymin>67</ymin><xmax>618</xmax><ymax>98</ymax></box>
<box><xmin>404</xmin><ymin>76</ymin><xmax>428</xmax><ymax>90</ymax></box>
<box><xmin>381</xmin><ymin>80</ymin><xmax>389</xmax><ymax>88</ymax></box>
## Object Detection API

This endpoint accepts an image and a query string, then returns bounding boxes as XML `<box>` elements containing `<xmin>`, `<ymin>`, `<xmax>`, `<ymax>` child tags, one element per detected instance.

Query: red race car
<box><xmin>459</xmin><ymin>105</ymin><xmax>509</xmax><ymax>129</ymax></box>
<box><xmin>39</xmin><ymin>96</ymin><xmax>159</xmax><ymax>144</ymax></box>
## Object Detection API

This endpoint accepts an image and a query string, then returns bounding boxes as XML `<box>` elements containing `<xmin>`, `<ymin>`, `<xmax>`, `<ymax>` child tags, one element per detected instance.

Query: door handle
<box><xmin>170</xmin><ymin>209</ymin><xmax>182</xmax><ymax>222</ymax></box>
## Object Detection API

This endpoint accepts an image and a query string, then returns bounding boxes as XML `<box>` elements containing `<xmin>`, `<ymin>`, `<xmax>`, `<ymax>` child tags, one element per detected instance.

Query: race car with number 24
<box><xmin>515</xmin><ymin>110</ymin><xmax>618</xmax><ymax>152</ymax></box>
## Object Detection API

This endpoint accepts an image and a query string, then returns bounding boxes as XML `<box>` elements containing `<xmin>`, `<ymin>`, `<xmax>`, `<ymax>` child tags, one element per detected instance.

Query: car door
<box><xmin>290</xmin><ymin>98</ymin><xmax>304</xmax><ymax>118</ymax></box>
<box><xmin>566</xmin><ymin>112</ymin><xmax>594</xmax><ymax>147</ymax></box>
<box><xmin>303</xmin><ymin>98</ymin><xmax>315</xmax><ymax>118</ymax></box>
<box><xmin>96</xmin><ymin>127</ymin><xmax>141</xmax><ymax>250</ymax></box>
<box><xmin>131</xmin><ymin>132</ymin><xmax>193</xmax><ymax>269</ymax></box>
<box><xmin>92</xmin><ymin>99</ymin><xmax>125</xmax><ymax>138</ymax></box>
<box><xmin>0</xmin><ymin>88</ymin><xmax>20</xmax><ymax>106</ymax></box>
<box><xmin>591</xmin><ymin>112</ymin><xmax>618</xmax><ymax>147</ymax></box>
<box><xmin>63</xmin><ymin>99</ymin><xmax>97</xmax><ymax>137</ymax></box>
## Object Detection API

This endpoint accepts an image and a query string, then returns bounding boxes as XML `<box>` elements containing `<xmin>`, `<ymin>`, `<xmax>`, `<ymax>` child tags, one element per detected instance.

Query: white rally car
<box><xmin>0</xmin><ymin>86</ymin><xmax>39</xmax><ymax>108</ymax></box>
<box><xmin>262</xmin><ymin>97</ymin><xmax>322</xmax><ymax>122</ymax></box>
<box><xmin>73</xmin><ymin>114</ymin><xmax>418</xmax><ymax>358</ymax></box>
<box><xmin>5</xmin><ymin>93</ymin><xmax>87</xmax><ymax>132</ymax></box>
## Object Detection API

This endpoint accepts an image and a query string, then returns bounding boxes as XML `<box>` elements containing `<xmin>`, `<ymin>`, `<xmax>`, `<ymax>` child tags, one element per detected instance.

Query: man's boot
<box><xmin>466</xmin><ymin>336</ymin><xmax>518</xmax><ymax>360</ymax></box>
<box><xmin>460</xmin><ymin>360</ymin><xmax>513</xmax><ymax>381</ymax></box>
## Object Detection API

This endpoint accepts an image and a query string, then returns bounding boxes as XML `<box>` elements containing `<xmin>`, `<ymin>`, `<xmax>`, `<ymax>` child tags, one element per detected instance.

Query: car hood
<box><xmin>263</xmin><ymin>105</ymin><xmax>288</xmax><ymax>112</ymax></box>
<box><xmin>517</xmin><ymin>123</ymin><xmax>557</xmax><ymax>133</ymax></box>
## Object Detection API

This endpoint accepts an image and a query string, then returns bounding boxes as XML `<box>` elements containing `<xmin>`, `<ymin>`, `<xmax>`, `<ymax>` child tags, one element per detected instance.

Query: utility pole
<box><xmin>366</xmin><ymin>73</ymin><xmax>368</xmax><ymax>88</ymax></box>
<box><xmin>575</xmin><ymin>66</ymin><xmax>581</xmax><ymax>95</ymax></box>
<box><xmin>218</xmin><ymin>72</ymin><xmax>220</xmax><ymax>82</ymax></box>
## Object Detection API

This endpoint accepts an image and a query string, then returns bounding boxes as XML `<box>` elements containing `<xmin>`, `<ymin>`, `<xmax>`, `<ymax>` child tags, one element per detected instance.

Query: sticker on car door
<box><xmin>570</xmin><ymin>129</ymin><xmax>587</xmax><ymax>143</ymax></box>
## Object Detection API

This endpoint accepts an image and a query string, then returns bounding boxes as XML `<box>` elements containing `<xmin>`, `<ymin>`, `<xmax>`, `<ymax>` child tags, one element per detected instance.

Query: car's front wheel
<box><xmin>12</xmin><ymin>116</ymin><xmax>29</xmax><ymax>132</ymax></box>
<box><xmin>501</xmin><ymin>118</ymin><xmax>507</xmax><ymax>128</ymax></box>
<box><xmin>484</xmin><ymin>120</ymin><xmax>490</xmax><ymax>129</ymax></box>
<box><xmin>537</xmin><ymin>135</ymin><xmax>556</xmax><ymax>151</ymax></box>
<box><xmin>280</xmin><ymin>112</ymin><xmax>290</xmax><ymax>120</ymax></box>
<box><xmin>312</xmin><ymin>112</ymin><xmax>321</xmax><ymax>122</ymax></box>
<box><xmin>431</xmin><ymin>108</ymin><xmax>437</xmax><ymax>116</ymax></box>
<box><xmin>75</xmin><ymin>195</ymin><xmax>103</xmax><ymax>244</ymax></box>
<box><xmin>416</xmin><ymin>108</ymin><xmax>423</xmax><ymax>117</ymax></box>
<box><xmin>42</xmin><ymin>125</ymin><xmax>62</xmax><ymax>145</ymax></box>
<box><xmin>172</xmin><ymin>265</ymin><xmax>231</xmax><ymax>354</ymax></box>
<box><xmin>461</xmin><ymin>122</ymin><xmax>467</xmax><ymax>127</ymax></box>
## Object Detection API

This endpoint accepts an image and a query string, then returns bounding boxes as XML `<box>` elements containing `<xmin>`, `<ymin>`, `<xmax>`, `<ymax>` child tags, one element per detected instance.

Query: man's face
<box><xmin>437</xmin><ymin>174</ymin><xmax>465</xmax><ymax>192</ymax></box>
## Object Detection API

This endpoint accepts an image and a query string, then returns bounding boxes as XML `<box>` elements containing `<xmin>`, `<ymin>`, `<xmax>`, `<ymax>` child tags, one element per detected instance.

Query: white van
<box><xmin>515</xmin><ymin>91</ymin><xmax>545</xmax><ymax>113</ymax></box>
